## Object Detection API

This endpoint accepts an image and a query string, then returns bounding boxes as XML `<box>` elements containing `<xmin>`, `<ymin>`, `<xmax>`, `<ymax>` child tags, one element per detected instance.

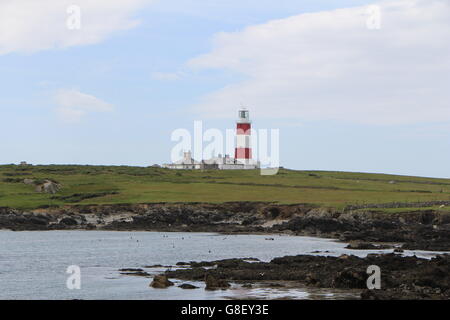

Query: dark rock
<box><xmin>361</xmin><ymin>289</ymin><xmax>384</xmax><ymax>300</ymax></box>
<box><xmin>331</xmin><ymin>268</ymin><xmax>367</xmax><ymax>289</ymax></box>
<box><xmin>85</xmin><ymin>223</ymin><xmax>96</xmax><ymax>230</ymax></box>
<box><xmin>346</xmin><ymin>242</ymin><xmax>378</xmax><ymax>250</ymax></box>
<box><xmin>59</xmin><ymin>218</ymin><xmax>78</xmax><ymax>226</ymax></box>
<box><xmin>121</xmin><ymin>271</ymin><xmax>150</xmax><ymax>277</ymax></box>
<box><xmin>119</xmin><ymin>268</ymin><xmax>150</xmax><ymax>277</ymax></box>
<box><xmin>119</xmin><ymin>268</ymin><xmax>144</xmax><ymax>272</ymax></box>
<box><xmin>266</xmin><ymin>282</ymin><xmax>285</xmax><ymax>288</ymax></box>
<box><xmin>178</xmin><ymin>283</ymin><xmax>198</xmax><ymax>289</ymax></box>
<box><xmin>150</xmin><ymin>275</ymin><xmax>174</xmax><ymax>288</ymax></box>
<box><xmin>204</xmin><ymin>274</ymin><xmax>230</xmax><ymax>290</ymax></box>
<box><xmin>346</xmin><ymin>242</ymin><xmax>391</xmax><ymax>250</ymax></box>
<box><xmin>165</xmin><ymin>253</ymin><xmax>450</xmax><ymax>299</ymax></box>
<box><xmin>144</xmin><ymin>264</ymin><xmax>163</xmax><ymax>268</ymax></box>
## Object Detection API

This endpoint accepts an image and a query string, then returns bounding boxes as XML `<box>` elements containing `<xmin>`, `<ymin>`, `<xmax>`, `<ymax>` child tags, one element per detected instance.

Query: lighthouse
<box><xmin>235</xmin><ymin>108</ymin><xmax>253</xmax><ymax>164</ymax></box>
<box><xmin>163</xmin><ymin>108</ymin><xmax>259</xmax><ymax>170</ymax></box>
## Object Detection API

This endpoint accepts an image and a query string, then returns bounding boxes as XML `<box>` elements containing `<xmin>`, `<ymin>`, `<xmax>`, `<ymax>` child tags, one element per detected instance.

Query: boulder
<box><xmin>35</xmin><ymin>180</ymin><xmax>61</xmax><ymax>194</ymax></box>
<box><xmin>178</xmin><ymin>283</ymin><xmax>198</xmax><ymax>289</ymax></box>
<box><xmin>23</xmin><ymin>179</ymin><xmax>35</xmax><ymax>185</ymax></box>
<box><xmin>346</xmin><ymin>242</ymin><xmax>388</xmax><ymax>250</ymax></box>
<box><xmin>59</xmin><ymin>217</ymin><xmax>78</xmax><ymax>226</ymax></box>
<box><xmin>332</xmin><ymin>268</ymin><xmax>367</xmax><ymax>288</ymax></box>
<box><xmin>204</xmin><ymin>274</ymin><xmax>230</xmax><ymax>290</ymax></box>
<box><xmin>119</xmin><ymin>268</ymin><xmax>150</xmax><ymax>277</ymax></box>
<box><xmin>150</xmin><ymin>275</ymin><xmax>174</xmax><ymax>288</ymax></box>
<box><xmin>120</xmin><ymin>268</ymin><xmax>144</xmax><ymax>272</ymax></box>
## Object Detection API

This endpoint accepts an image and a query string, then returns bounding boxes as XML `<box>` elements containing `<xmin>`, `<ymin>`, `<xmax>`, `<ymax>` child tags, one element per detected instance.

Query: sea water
<box><xmin>0</xmin><ymin>231</ymin><xmax>443</xmax><ymax>300</ymax></box>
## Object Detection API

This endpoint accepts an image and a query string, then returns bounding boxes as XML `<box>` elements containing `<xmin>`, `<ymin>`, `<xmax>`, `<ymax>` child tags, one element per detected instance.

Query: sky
<box><xmin>1</xmin><ymin>0</ymin><xmax>450</xmax><ymax>178</ymax></box>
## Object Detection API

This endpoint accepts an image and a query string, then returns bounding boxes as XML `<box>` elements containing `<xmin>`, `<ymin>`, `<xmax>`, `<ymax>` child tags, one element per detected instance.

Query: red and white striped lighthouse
<box><xmin>235</xmin><ymin>108</ymin><xmax>252</xmax><ymax>163</ymax></box>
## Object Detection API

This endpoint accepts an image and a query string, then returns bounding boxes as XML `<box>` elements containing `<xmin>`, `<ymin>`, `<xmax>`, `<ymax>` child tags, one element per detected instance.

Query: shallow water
<box><xmin>0</xmin><ymin>231</ymin><xmax>444</xmax><ymax>300</ymax></box>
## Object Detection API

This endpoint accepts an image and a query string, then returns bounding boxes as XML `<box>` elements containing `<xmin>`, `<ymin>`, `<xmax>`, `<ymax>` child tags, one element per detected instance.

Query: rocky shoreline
<box><xmin>1</xmin><ymin>202</ymin><xmax>450</xmax><ymax>251</ymax></box>
<box><xmin>2</xmin><ymin>202</ymin><xmax>449</xmax><ymax>300</ymax></box>
<box><xmin>160</xmin><ymin>253</ymin><xmax>450</xmax><ymax>300</ymax></box>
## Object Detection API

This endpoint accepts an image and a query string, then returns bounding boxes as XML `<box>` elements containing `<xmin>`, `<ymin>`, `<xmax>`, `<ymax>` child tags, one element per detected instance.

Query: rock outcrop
<box><xmin>150</xmin><ymin>275</ymin><xmax>174</xmax><ymax>288</ymax></box>
<box><xmin>204</xmin><ymin>274</ymin><xmax>230</xmax><ymax>290</ymax></box>
<box><xmin>166</xmin><ymin>254</ymin><xmax>450</xmax><ymax>299</ymax></box>
<box><xmin>21</xmin><ymin>178</ymin><xmax>61</xmax><ymax>194</ymax></box>
<box><xmin>178</xmin><ymin>283</ymin><xmax>198</xmax><ymax>289</ymax></box>
<box><xmin>1</xmin><ymin>202</ymin><xmax>450</xmax><ymax>250</ymax></box>
<box><xmin>34</xmin><ymin>180</ymin><xmax>60</xmax><ymax>194</ymax></box>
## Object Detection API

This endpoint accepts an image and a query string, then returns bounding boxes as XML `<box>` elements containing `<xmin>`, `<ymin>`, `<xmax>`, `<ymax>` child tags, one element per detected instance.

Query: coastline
<box><xmin>160</xmin><ymin>253</ymin><xmax>450</xmax><ymax>300</ymax></box>
<box><xmin>1</xmin><ymin>202</ymin><xmax>450</xmax><ymax>251</ymax></box>
<box><xmin>2</xmin><ymin>202</ymin><xmax>450</xmax><ymax>300</ymax></box>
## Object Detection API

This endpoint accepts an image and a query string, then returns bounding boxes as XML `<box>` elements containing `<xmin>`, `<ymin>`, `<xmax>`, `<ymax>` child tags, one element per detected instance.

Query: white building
<box><xmin>162</xmin><ymin>151</ymin><xmax>259</xmax><ymax>170</ymax></box>
<box><xmin>163</xmin><ymin>151</ymin><xmax>202</xmax><ymax>170</ymax></box>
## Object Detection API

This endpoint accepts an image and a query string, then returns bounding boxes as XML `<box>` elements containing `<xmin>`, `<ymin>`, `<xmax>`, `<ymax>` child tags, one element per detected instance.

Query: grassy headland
<box><xmin>1</xmin><ymin>164</ymin><xmax>450</xmax><ymax>210</ymax></box>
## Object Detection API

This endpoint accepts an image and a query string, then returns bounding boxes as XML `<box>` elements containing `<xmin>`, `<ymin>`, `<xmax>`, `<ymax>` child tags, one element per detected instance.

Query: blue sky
<box><xmin>1</xmin><ymin>0</ymin><xmax>450</xmax><ymax>178</ymax></box>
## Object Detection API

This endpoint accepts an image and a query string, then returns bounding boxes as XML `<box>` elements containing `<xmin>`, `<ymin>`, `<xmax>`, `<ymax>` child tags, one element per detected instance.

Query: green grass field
<box><xmin>1</xmin><ymin>164</ymin><xmax>450</xmax><ymax>210</ymax></box>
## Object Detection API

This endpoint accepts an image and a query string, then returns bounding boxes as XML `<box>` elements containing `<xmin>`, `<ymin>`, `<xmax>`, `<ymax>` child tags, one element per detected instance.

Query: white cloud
<box><xmin>0</xmin><ymin>0</ymin><xmax>152</xmax><ymax>55</ymax></box>
<box><xmin>54</xmin><ymin>89</ymin><xmax>113</xmax><ymax>122</ymax></box>
<box><xmin>189</xmin><ymin>0</ymin><xmax>450</xmax><ymax>125</ymax></box>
